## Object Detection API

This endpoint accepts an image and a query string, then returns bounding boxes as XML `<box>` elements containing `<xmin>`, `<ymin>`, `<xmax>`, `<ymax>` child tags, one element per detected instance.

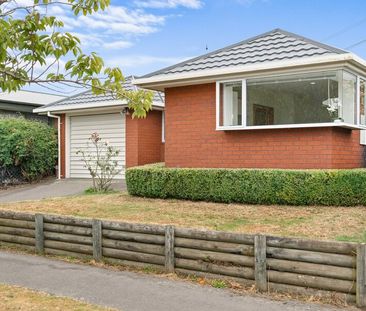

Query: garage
<box><xmin>33</xmin><ymin>76</ymin><xmax>165</xmax><ymax>180</ymax></box>
<box><xmin>69</xmin><ymin>113</ymin><xmax>125</xmax><ymax>179</ymax></box>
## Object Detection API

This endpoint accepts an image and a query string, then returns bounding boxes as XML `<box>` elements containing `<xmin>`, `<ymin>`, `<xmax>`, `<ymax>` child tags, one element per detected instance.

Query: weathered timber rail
<box><xmin>0</xmin><ymin>210</ymin><xmax>364</xmax><ymax>307</ymax></box>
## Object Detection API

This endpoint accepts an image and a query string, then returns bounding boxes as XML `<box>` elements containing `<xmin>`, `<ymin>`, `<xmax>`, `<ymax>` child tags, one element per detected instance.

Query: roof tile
<box><xmin>141</xmin><ymin>29</ymin><xmax>346</xmax><ymax>78</ymax></box>
<box><xmin>40</xmin><ymin>76</ymin><xmax>164</xmax><ymax>110</ymax></box>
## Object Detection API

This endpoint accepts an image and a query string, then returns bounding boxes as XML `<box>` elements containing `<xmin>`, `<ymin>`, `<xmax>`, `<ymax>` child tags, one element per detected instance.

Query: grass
<box><xmin>0</xmin><ymin>283</ymin><xmax>116</xmax><ymax>311</ymax></box>
<box><xmin>210</xmin><ymin>279</ymin><xmax>228</xmax><ymax>289</ymax></box>
<box><xmin>0</xmin><ymin>192</ymin><xmax>365</xmax><ymax>242</ymax></box>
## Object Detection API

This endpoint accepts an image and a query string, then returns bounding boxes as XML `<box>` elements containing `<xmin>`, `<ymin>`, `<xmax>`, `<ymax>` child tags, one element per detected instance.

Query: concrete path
<box><xmin>0</xmin><ymin>251</ymin><xmax>349</xmax><ymax>311</ymax></box>
<box><xmin>0</xmin><ymin>178</ymin><xmax>126</xmax><ymax>203</ymax></box>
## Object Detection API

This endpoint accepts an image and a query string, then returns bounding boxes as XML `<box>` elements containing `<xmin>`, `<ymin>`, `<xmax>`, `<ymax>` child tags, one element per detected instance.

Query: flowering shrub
<box><xmin>77</xmin><ymin>133</ymin><xmax>122</xmax><ymax>192</ymax></box>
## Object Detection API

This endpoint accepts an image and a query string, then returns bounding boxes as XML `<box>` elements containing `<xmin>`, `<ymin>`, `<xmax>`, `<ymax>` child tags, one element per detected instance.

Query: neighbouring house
<box><xmin>34</xmin><ymin>76</ymin><xmax>165</xmax><ymax>179</ymax></box>
<box><xmin>0</xmin><ymin>90</ymin><xmax>65</xmax><ymax>124</ymax></box>
<box><xmin>134</xmin><ymin>29</ymin><xmax>366</xmax><ymax>169</ymax></box>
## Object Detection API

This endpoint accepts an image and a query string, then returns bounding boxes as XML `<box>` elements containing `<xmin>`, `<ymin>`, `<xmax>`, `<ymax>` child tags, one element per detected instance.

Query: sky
<box><xmin>22</xmin><ymin>0</ymin><xmax>366</xmax><ymax>93</ymax></box>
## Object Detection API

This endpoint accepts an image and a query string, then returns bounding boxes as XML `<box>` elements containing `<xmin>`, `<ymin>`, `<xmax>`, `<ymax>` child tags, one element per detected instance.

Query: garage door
<box><xmin>69</xmin><ymin>113</ymin><xmax>125</xmax><ymax>179</ymax></box>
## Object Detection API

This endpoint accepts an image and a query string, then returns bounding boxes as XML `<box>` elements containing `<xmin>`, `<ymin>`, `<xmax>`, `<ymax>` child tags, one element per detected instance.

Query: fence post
<box><xmin>165</xmin><ymin>225</ymin><xmax>175</xmax><ymax>273</ymax></box>
<box><xmin>356</xmin><ymin>243</ymin><xmax>366</xmax><ymax>307</ymax></box>
<box><xmin>35</xmin><ymin>214</ymin><xmax>44</xmax><ymax>254</ymax></box>
<box><xmin>254</xmin><ymin>234</ymin><xmax>267</xmax><ymax>292</ymax></box>
<box><xmin>92</xmin><ymin>219</ymin><xmax>102</xmax><ymax>262</ymax></box>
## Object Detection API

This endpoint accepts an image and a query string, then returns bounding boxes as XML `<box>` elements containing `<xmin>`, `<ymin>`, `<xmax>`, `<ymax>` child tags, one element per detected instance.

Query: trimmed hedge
<box><xmin>126</xmin><ymin>163</ymin><xmax>366</xmax><ymax>206</ymax></box>
<box><xmin>0</xmin><ymin>117</ymin><xmax>57</xmax><ymax>181</ymax></box>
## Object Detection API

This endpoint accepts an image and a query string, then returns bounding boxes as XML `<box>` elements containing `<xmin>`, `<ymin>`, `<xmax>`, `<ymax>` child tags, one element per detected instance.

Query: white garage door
<box><xmin>69</xmin><ymin>113</ymin><xmax>125</xmax><ymax>179</ymax></box>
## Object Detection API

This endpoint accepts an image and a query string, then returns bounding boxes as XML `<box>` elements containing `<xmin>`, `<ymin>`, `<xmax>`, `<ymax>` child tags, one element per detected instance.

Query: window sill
<box><xmin>216</xmin><ymin>123</ymin><xmax>366</xmax><ymax>131</ymax></box>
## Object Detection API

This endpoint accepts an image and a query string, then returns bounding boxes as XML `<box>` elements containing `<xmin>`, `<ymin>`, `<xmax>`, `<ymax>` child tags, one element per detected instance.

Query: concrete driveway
<box><xmin>0</xmin><ymin>178</ymin><xmax>126</xmax><ymax>203</ymax></box>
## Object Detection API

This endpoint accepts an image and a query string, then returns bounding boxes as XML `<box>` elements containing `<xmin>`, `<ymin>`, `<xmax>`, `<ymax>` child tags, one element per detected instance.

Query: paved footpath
<box><xmin>0</xmin><ymin>251</ymin><xmax>351</xmax><ymax>311</ymax></box>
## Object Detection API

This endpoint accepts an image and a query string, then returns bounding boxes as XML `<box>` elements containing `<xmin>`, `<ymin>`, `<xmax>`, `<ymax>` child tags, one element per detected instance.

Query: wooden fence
<box><xmin>0</xmin><ymin>210</ymin><xmax>364</xmax><ymax>307</ymax></box>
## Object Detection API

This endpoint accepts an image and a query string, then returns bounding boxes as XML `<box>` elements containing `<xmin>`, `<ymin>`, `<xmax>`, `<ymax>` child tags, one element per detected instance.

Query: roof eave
<box><xmin>134</xmin><ymin>53</ymin><xmax>363</xmax><ymax>90</ymax></box>
<box><xmin>33</xmin><ymin>100</ymin><xmax>164</xmax><ymax>114</ymax></box>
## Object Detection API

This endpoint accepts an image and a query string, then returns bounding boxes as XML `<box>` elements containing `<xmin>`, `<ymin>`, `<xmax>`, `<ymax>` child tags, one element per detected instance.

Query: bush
<box><xmin>126</xmin><ymin>164</ymin><xmax>366</xmax><ymax>206</ymax></box>
<box><xmin>0</xmin><ymin>117</ymin><xmax>57</xmax><ymax>181</ymax></box>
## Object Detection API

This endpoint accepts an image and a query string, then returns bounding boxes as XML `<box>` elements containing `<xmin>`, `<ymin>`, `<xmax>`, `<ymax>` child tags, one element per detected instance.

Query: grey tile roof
<box><xmin>141</xmin><ymin>29</ymin><xmax>347</xmax><ymax>78</ymax></box>
<box><xmin>40</xmin><ymin>76</ymin><xmax>164</xmax><ymax>110</ymax></box>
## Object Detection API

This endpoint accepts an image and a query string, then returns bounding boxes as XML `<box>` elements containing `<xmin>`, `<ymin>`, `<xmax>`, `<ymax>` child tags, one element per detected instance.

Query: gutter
<box><xmin>47</xmin><ymin>112</ymin><xmax>61</xmax><ymax>180</ymax></box>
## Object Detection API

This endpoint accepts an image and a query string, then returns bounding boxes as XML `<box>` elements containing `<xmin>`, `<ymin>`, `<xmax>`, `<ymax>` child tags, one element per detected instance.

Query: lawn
<box><xmin>0</xmin><ymin>192</ymin><xmax>365</xmax><ymax>242</ymax></box>
<box><xmin>0</xmin><ymin>283</ymin><xmax>115</xmax><ymax>311</ymax></box>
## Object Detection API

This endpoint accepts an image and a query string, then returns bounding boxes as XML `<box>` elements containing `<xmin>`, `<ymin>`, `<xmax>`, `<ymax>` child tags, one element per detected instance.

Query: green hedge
<box><xmin>126</xmin><ymin>163</ymin><xmax>366</xmax><ymax>206</ymax></box>
<box><xmin>0</xmin><ymin>117</ymin><xmax>58</xmax><ymax>181</ymax></box>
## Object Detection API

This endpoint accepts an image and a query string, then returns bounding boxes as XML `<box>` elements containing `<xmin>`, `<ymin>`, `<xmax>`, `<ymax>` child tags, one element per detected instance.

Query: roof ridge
<box><xmin>140</xmin><ymin>28</ymin><xmax>347</xmax><ymax>79</ymax></box>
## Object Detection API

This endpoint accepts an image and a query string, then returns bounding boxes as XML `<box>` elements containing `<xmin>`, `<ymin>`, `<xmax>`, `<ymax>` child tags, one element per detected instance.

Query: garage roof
<box><xmin>34</xmin><ymin>76</ymin><xmax>164</xmax><ymax>113</ymax></box>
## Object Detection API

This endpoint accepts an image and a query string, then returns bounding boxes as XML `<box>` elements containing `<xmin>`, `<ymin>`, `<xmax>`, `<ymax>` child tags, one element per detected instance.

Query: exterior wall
<box><xmin>126</xmin><ymin>110</ymin><xmax>164</xmax><ymax>167</ymax></box>
<box><xmin>58</xmin><ymin>110</ymin><xmax>164</xmax><ymax>179</ymax></box>
<box><xmin>165</xmin><ymin>83</ymin><xmax>364</xmax><ymax>169</ymax></box>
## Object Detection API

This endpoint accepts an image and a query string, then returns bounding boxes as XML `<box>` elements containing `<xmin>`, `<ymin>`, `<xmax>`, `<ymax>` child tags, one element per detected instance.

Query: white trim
<box><xmin>357</xmin><ymin>76</ymin><xmax>361</xmax><ymax>125</ymax></box>
<box><xmin>34</xmin><ymin>100</ymin><xmax>125</xmax><ymax>113</ymax></box>
<box><xmin>60</xmin><ymin>107</ymin><xmax>124</xmax><ymax>117</ymax></box>
<box><xmin>34</xmin><ymin>100</ymin><xmax>164</xmax><ymax>114</ymax></box>
<box><xmin>242</xmin><ymin>79</ymin><xmax>247</xmax><ymax>126</ymax></box>
<box><xmin>135</xmin><ymin>53</ymin><xmax>366</xmax><ymax>88</ymax></box>
<box><xmin>215</xmin><ymin>82</ymin><xmax>220</xmax><ymax>129</ymax></box>
<box><xmin>216</xmin><ymin>122</ymin><xmax>365</xmax><ymax>131</ymax></box>
<box><xmin>122</xmin><ymin>113</ymin><xmax>126</xmax><ymax>172</ymax></box>
<box><xmin>161</xmin><ymin>111</ymin><xmax>165</xmax><ymax>143</ymax></box>
<box><xmin>65</xmin><ymin>115</ymin><xmax>71</xmax><ymax>178</ymax></box>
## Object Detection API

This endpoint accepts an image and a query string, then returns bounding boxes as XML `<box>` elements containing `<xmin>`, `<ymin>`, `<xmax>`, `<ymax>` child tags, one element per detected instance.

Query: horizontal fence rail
<box><xmin>0</xmin><ymin>210</ymin><xmax>364</xmax><ymax>307</ymax></box>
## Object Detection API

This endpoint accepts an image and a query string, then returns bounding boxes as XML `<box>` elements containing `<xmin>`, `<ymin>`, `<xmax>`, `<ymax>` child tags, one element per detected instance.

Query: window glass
<box><xmin>360</xmin><ymin>79</ymin><xmax>366</xmax><ymax>126</ymax></box>
<box><xmin>341</xmin><ymin>71</ymin><xmax>357</xmax><ymax>124</ymax></box>
<box><xmin>246</xmin><ymin>71</ymin><xmax>340</xmax><ymax>126</ymax></box>
<box><xmin>219</xmin><ymin>81</ymin><xmax>242</xmax><ymax>126</ymax></box>
<box><xmin>217</xmin><ymin>70</ymin><xmax>358</xmax><ymax>129</ymax></box>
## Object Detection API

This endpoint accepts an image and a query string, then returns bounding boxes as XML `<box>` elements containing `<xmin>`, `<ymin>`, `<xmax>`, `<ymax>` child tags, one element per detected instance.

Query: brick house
<box><xmin>135</xmin><ymin>29</ymin><xmax>366</xmax><ymax>169</ymax></box>
<box><xmin>34</xmin><ymin>76</ymin><xmax>164</xmax><ymax>179</ymax></box>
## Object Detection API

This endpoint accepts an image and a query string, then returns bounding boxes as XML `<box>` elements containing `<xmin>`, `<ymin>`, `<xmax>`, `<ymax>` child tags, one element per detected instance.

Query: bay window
<box><xmin>360</xmin><ymin>78</ymin><xmax>366</xmax><ymax>126</ymax></box>
<box><xmin>216</xmin><ymin>70</ymin><xmax>361</xmax><ymax>129</ymax></box>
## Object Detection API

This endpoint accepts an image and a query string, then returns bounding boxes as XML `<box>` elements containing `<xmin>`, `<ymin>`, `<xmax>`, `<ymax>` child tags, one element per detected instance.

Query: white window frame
<box><xmin>216</xmin><ymin>68</ymin><xmax>366</xmax><ymax>131</ymax></box>
<box><xmin>357</xmin><ymin>75</ymin><xmax>366</xmax><ymax>145</ymax></box>
<box><xmin>162</xmin><ymin>111</ymin><xmax>165</xmax><ymax>143</ymax></box>
<box><xmin>216</xmin><ymin>78</ymin><xmax>246</xmax><ymax>129</ymax></box>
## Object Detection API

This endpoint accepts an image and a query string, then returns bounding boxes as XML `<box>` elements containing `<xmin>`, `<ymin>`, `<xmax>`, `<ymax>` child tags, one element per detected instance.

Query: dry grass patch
<box><xmin>0</xmin><ymin>283</ymin><xmax>115</xmax><ymax>311</ymax></box>
<box><xmin>0</xmin><ymin>192</ymin><xmax>365</xmax><ymax>242</ymax></box>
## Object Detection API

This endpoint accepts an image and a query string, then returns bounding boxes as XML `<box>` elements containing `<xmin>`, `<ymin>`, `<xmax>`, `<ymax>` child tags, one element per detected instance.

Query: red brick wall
<box><xmin>125</xmin><ymin>113</ymin><xmax>139</xmax><ymax>168</ymax></box>
<box><xmin>126</xmin><ymin>110</ymin><xmax>164</xmax><ymax>167</ymax></box>
<box><xmin>165</xmin><ymin>83</ymin><xmax>364</xmax><ymax>169</ymax></box>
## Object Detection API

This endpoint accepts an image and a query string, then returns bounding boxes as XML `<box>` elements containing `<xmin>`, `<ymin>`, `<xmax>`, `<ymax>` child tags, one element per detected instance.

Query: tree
<box><xmin>0</xmin><ymin>0</ymin><xmax>152</xmax><ymax>117</ymax></box>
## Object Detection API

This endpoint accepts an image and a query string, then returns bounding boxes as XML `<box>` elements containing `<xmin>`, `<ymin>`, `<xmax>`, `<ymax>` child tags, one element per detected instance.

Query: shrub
<box><xmin>126</xmin><ymin>164</ymin><xmax>366</xmax><ymax>206</ymax></box>
<box><xmin>0</xmin><ymin>117</ymin><xmax>57</xmax><ymax>181</ymax></box>
<box><xmin>77</xmin><ymin>132</ymin><xmax>122</xmax><ymax>192</ymax></box>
